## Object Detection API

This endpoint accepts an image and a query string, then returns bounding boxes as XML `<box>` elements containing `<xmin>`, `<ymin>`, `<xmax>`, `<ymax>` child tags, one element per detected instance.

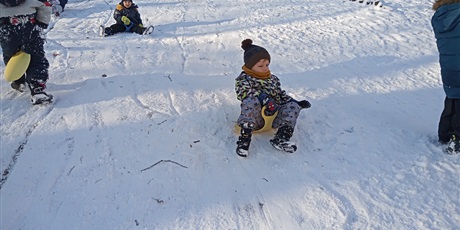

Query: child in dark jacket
<box><xmin>432</xmin><ymin>0</ymin><xmax>460</xmax><ymax>154</ymax></box>
<box><xmin>0</xmin><ymin>0</ymin><xmax>53</xmax><ymax>104</ymax></box>
<box><xmin>235</xmin><ymin>39</ymin><xmax>311</xmax><ymax>157</ymax></box>
<box><xmin>101</xmin><ymin>0</ymin><xmax>152</xmax><ymax>37</ymax></box>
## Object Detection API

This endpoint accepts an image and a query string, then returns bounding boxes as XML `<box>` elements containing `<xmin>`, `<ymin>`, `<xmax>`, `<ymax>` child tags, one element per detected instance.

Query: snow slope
<box><xmin>1</xmin><ymin>0</ymin><xmax>459</xmax><ymax>229</ymax></box>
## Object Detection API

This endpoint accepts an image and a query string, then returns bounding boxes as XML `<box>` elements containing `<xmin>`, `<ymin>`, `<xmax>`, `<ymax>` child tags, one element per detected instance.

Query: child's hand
<box><xmin>257</xmin><ymin>92</ymin><xmax>269</xmax><ymax>104</ymax></box>
<box><xmin>289</xmin><ymin>99</ymin><xmax>311</xmax><ymax>109</ymax></box>
<box><xmin>121</xmin><ymin>16</ymin><xmax>131</xmax><ymax>25</ymax></box>
<box><xmin>258</xmin><ymin>92</ymin><xmax>278</xmax><ymax>115</ymax></box>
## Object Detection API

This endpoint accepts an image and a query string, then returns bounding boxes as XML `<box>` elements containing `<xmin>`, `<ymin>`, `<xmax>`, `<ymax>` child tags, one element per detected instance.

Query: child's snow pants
<box><xmin>438</xmin><ymin>97</ymin><xmax>460</xmax><ymax>142</ymax></box>
<box><xmin>237</xmin><ymin>97</ymin><xmax>303</xmax><ymax>130</ymax></box>
<box><xmin>0</xmin><ymin>16</ymin><xmax>49</xmax><ymax>84</ymax></box>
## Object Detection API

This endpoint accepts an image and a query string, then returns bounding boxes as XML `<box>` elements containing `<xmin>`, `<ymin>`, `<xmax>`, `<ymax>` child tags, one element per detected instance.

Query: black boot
<box><xmin>270</xmin><ymin>125</ymin><xmax>297</xmax><ymax>153</ymax></box>
<box><xmin>11</xmin><ymin>75</ymin><xmax>26</xmax><ymax>92</ymax></box>
<box><xmin>100</xmin><ymin>26</ymin><xmax>113</xmax><ymax>37</ymax></box>
<box><xmin>104</xmin><ymin>27</ymin><xmax>113</xmax><ymax>36</ymax></box>
<box><xmin>236</xmin><ymin>127</ymin><xmax>253</xmax><ymax>157</ymax></box>
<box><xmin>446</xmin><ymin>135</ymin><xmax>460</xmax><ymax>155</ymax></box>
<box><xmin>28</xmin><ymin>79</ymin><xmax>53</xmax><ymax>105</ymax></box>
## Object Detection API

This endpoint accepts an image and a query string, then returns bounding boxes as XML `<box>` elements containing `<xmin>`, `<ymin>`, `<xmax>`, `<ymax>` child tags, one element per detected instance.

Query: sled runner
<box><xmin>143</xmin><ymin>25</ymin><xmax>154</xmax><ymax>35</ymax></box>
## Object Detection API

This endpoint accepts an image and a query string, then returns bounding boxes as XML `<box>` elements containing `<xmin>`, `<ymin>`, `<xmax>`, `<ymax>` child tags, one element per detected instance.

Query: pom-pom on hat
<box><xmin>241</xmin><ymin>39</ymin><xmax>271</xmax><ymax>69</ymax></box>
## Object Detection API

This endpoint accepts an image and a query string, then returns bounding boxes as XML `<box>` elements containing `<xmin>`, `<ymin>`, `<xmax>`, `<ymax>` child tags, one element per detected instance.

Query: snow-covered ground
<box><xmin>1</xmin><ymin>0</ymin><xmax>459</xmax><ymax>229</ymax></box>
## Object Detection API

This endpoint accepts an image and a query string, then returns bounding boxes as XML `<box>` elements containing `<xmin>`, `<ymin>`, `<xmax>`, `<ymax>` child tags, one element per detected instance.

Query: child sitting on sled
<box><xmin>235</xmin><ymin>39</ymin><xmax>311</xmax><ymax>157</ymax></box>
<box><xmin>100</xmin><ymin>0</ymin><xmax>153</xmax><ymax>37</ymax></box>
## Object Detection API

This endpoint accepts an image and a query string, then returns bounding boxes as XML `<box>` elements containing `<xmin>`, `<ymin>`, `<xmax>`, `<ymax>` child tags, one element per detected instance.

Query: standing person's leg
<box><xmin>445</xmin><ymin>98</ymin><xmax>460</xmax><ymax>154</ymax></box>
<box><xmin>23</xmin><ymin>23</ymin><xmax>53</xmax><ymax>104</ymax></box>
<box><xmin>1</xmin><ymin>24</ymin><xmax>27</xmax><ymax>92</ymax></box>
<box><xmin>451</xmin><ymin>99</ymin><xmax>460</xmax><ymax>138</ymax></box>
<box><xmin>438</xmin><ymin>97</ymin><xmax>454</xmax><ymax>143</ymax></box>
<box><xmin>24</xmin><ymin>24</ymin><xmax>49</xmax><ymax>92</ymax></box>
<box><xmin>60</xmin><ymin>0</ymin><xmax>68</xmax><ymax>10</ymax></box>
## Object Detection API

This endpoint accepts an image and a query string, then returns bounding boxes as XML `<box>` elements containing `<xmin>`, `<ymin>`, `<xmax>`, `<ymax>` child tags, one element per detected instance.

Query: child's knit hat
<box><xmin>241</xmin><ymin>39</ymin><xmax>271</xmax><ymax>69</ymax></box>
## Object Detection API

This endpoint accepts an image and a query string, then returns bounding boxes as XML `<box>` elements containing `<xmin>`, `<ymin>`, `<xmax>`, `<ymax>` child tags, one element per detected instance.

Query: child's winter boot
<box><xmin>270</xmin><ymin>125</ymin><xmax>297</xmax><ymax>153</ymax></box>
<box><xmin>236</xmin><ymin>124</ymin><xmax>253</xmax><ymax>157</ymax></box>
<box><xmin>446</xmin><ymin>135</ymin><xmax>460</xmax><ymax>154</ymax></box>
<box><xmin>100</xmin><ymin>26</ymin><xmax>113</xmax><ymax>37</ymax></box>
<box><xmin>11</xmin><ymin>76</ymin><xmax>26</xmax><ymax>92</ymax></box>
<box><xmin>28</xmin><ymin>79</ymin><xmax>53</xmax><ymax>105</ymax></box>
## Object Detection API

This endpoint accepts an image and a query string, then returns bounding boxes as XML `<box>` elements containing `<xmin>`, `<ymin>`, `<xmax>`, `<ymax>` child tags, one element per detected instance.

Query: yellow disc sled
<box><xmin>234</xmin><ymin>106</ymin><xmax>279</xmax><ymax>134</ymax></box>
<box><xmin>4</xmin><ymin>51</ymin><xmax>31</xmax><ymax>82</ymax></box>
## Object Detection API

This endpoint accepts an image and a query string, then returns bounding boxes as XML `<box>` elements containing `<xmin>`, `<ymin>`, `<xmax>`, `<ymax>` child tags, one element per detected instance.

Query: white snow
<box><xmin>1</xmin><ymin>0</ymin><xmax>459</xmax><ymax>229</ymax></box>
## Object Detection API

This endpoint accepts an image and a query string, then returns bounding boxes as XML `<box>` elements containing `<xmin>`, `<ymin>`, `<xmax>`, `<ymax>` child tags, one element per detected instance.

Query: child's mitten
<box><xmin>297</xmin><ymin>100</ymin><xmax>311</xmax><ymax>109</ymax></box>
<box><xmin>289</xmin><ymin>99</ymin><xmax>311</xmax><ymax>109</ymax></box>
<box><xmin>121</xmin><ymin>16</ymin><xmax>131</xmax><ymax>25</ymax></box>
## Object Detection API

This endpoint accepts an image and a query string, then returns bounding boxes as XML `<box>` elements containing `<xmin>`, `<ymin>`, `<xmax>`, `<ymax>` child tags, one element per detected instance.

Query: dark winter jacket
<box><xmin>432</xmin><ymin>3</ymin><xmax>460</xmax><ymax>98</ymax></box>
<box><xmin>235</xmin><ymin>72</ymin><xmax>293</xmax><ymax>105</ymax></box>
<box><xmin>113</xmin><ymin>1</ymin><xmax>142</xmax><ymax>26</ymax></box>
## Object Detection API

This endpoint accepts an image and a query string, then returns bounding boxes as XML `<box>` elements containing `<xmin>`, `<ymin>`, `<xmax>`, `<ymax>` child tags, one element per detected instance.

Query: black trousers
<box><xmin>0</xmin><ymin>22</ymin><xmax>49</xmax><ymax>84</ymax></box>
<box><xmin>107</xmin><ymin>23</ymin><xmax>145</xmax><ymax>35</ymax></box>
<box><xmin>438</xmin><ymin>97</ymin><xmax>460</xmax><ymax>142</ymax></box>
<box><xmin>60</xmin><ymin>0</ymin><xmax>68</xmax><ymax>9</ymax></box>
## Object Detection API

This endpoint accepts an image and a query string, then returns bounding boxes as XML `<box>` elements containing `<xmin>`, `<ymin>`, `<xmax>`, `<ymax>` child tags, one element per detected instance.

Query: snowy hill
<box><xmin>1</xmin><ymin>0</ymin><xmax>459</xmax><ymax>229</ymax></box>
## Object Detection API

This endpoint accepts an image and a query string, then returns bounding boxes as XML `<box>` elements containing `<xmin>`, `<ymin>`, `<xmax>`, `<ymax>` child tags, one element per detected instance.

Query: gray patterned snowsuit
<box><xmin>235</xmin><ymin>71</ymin><xmax>303</xmax><ymax>130</ymax></box>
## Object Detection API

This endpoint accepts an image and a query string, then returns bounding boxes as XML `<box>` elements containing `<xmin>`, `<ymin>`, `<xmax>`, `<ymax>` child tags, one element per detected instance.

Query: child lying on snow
<box><xmin>235</xmin><ymin>39</ymin><xmax>311</xmax><ymax>157</ymax></box>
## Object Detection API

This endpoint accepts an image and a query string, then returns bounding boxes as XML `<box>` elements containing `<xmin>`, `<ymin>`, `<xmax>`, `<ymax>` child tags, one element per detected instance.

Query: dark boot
<box><xmin>270</xmin><ymin>125</ymin><xmax>297</xmax><ymax>153</ymax></box>
<box><xmin>446</xmin><ymin>135</ymin><xmax>460</xmax><ymax>155</ymax></box>
<box><xmin>100</xmin><ymin>27</ymin><xmax>113</xmax><ymax>37</ymax></box>
<box><xmin>236</xmin><ymin>127</ymin><xmax>253</xmax><ymax>157</ymax></box>
<box><xmin>28</xmin><ymin>79</ymin><xmax>53</xmax><ymax>105</ymax></box>
<box><xmin>11</xmin><ymin>75</ymin><xmax>26</xmax><ymax>92</ymax></box>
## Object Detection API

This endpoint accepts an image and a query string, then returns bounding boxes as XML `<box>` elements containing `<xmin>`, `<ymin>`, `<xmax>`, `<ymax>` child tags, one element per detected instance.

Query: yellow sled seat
<box><xmin>235</xmin><ymin>106</ymin><xmax>279</xmax><ymax>134</ymax></box>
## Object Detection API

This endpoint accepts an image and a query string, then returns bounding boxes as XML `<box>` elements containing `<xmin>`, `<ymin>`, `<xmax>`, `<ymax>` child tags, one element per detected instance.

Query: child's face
<box><xmin>251</xmin><ymin>59</ymin><xmax>270</xmax><ymax>73</ymax></box>
<box><xmin>123</xmin><ymin>0</ymin><xmax>132</xmax><ymax>8</ymax></box>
